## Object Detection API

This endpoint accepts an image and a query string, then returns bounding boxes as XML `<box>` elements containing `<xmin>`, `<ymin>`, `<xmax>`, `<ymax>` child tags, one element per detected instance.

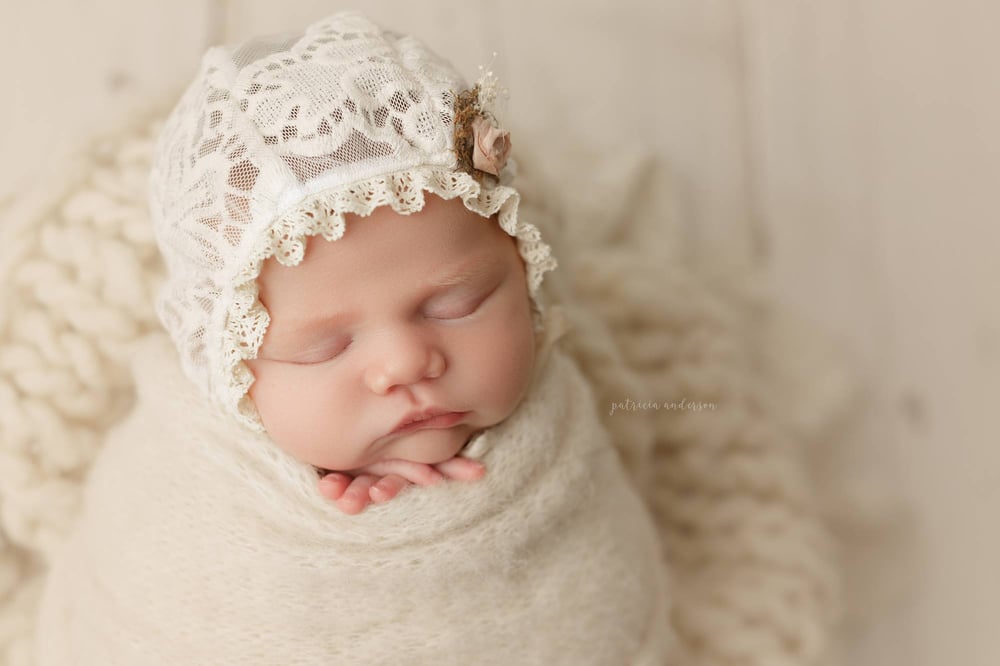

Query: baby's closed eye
<box><xmin>257</xmin><ymin>272</ymin><xmax>506</xmax><ymax>364</ymax></box>
<box><xmin>277</xmin><ymin>336</ymin><xmax>353</xmax><ymax>365</ymax></box>
<box><xmin>423</xmin><ymin>279</ymin><xmax>502</xmax><ymax>321</ymax></box>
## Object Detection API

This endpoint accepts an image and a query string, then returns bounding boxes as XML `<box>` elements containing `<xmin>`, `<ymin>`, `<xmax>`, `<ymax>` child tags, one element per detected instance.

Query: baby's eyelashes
<box><xmin>423</xmin><ymin>295</ymin><xmax>483</xmax><ymax>320</ymax></box>
<box><xmin>261</xmin><ymin>336</ymin><xmax>353</xmax><ymax>365</ymax></box>
<box><xmin>292</xmin><ymin>337</ymin><xmax>353</xmax><ymax>364</ymax></box>
<box><xmin>422</xmin><ymin>281</ymin><xmax>500</xmax><ymax>320</ymax></box>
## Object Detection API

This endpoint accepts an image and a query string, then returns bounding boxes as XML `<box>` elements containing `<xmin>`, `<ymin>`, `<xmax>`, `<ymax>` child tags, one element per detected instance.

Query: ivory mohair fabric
<box><xmin>34</xmin><ymin>329</ymin><xmax>673</xmax><ymax>665</ymax></box>
<box><xmin>0</xmin><ymin>119</ymin><xmax>880</xmax><ymax>665</ymax></box>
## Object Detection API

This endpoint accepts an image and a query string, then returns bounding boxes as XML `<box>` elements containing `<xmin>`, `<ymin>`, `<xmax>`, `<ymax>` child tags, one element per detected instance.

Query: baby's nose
<box><xmin>363</xmin><ymin>329</ymin><xmax>446</xmax><ymax>394</ymax></box>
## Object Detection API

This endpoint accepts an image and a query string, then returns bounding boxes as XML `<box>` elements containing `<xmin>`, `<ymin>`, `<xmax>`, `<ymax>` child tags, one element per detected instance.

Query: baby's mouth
<box><xmin>387</xmin><ymin>409</ymin><xmax>469</xmax><ymax>436</ymax></box>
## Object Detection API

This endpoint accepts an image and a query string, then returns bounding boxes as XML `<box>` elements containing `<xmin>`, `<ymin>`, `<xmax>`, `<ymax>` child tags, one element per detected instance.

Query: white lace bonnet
<box><xmin>149</xmin><ymin>11</ymin><xmax>557</xmax><ymax>431</ymax></box>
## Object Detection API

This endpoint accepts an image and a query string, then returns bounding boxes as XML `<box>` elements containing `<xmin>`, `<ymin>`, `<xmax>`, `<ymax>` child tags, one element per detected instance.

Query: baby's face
<box><xmin>245</xmin><ymin>194</ymin><xmax>537</xmax><ymax>473</ymax></box>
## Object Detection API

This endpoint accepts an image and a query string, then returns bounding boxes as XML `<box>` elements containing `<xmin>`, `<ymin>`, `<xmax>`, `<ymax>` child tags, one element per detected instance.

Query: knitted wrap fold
<box><xmin>35</xmin><ymin>334</ymin><xmax>673</xmax><ymax>665</ymax></box>
<box><xmin>149</xmin><ymin>11</ymin><xmax>556</xmax><ymax>431</ymax></box>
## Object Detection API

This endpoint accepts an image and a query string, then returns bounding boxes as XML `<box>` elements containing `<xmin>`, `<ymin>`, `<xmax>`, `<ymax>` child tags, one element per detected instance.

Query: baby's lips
<box><xmin>386</xmin><ymin>409</ymin><xmax>469</xmax><ymax>437</ymax></box>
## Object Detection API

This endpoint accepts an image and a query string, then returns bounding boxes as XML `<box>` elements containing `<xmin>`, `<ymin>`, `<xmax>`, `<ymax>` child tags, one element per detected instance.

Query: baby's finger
<box><xmin>318</xmin><ymin>472</ymin><xmax>351</xmax><ymax>502</ymax></box>
<box><xmin>336</xmin><ymin>474</ymin><xmax>378</xmax><ymax>515</ymax></box>
<box><xmin>360</xmin><ymin>459</ymin><xmax>445</xmax><ymax>487</ymax></box>
<box><xmin>369</xmin><ymin>474</ymin><xmax>410</xmax><ymax>503</ymax></box>
<box><xmin>434</xmin><ymin>457</ymin><xmax>486</xmax><ymax>481</ymax></box>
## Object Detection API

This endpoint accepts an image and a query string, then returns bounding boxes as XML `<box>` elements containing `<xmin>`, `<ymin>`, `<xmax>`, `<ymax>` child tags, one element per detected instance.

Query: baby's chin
<box><xmin>311</xmin><ymin>424</ymin><xmax>479</xmax><ymax>475</ymax></box>
<box><xmin>370</xmin><ymin>424</ymin><xmax>479</xmax><ymax>467</ymax></box>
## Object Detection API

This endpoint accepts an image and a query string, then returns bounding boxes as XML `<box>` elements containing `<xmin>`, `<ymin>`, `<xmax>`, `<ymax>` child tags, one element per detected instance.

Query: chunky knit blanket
<box><xmin>0</xmin><ymin>116</ymin><xmax>852</xmax><ymax>665</ymax></box>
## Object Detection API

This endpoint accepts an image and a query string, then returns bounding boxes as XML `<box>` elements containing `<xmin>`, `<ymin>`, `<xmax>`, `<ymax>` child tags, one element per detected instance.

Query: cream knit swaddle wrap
<box><xmin>35</xmin><ymin>332</ymin><xmax>673</xmax><ymax>665</ymax></box>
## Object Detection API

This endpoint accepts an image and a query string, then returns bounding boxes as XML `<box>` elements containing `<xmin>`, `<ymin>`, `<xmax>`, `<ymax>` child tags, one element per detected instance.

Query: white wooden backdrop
<box><xmin>2</xmin><ymin>2</ymin><xmax>997</xmax><ymax>664</ymax></box>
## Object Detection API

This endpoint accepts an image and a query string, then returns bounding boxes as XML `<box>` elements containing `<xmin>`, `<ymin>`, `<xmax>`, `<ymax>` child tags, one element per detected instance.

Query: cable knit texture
<box><xmin>0</xmin><ymin>119</ymin><xmax>854</xmax><ymax>664</ymax></box>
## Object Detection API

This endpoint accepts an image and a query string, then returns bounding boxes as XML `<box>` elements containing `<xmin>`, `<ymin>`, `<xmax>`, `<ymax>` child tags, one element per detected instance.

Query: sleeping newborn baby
<box><xmin>35</xmin><ymin>11</ymin><xmax>673</xmax><ymax>665</ymax></box>
<box><xmin>248</xmin><ymin>193</ymin><xmax>538</xmax><ymax>514</ymax></box>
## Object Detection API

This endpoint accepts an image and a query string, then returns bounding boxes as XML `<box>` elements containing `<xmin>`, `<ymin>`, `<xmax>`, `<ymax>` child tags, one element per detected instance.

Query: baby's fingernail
<box><xmin>464</xmin><ymin>460</ymin><xmax>485</xmax><ymax>474</ymax></box>
<box><xmin>337</xmin><ymin>497</ymin><xmax>363</xmax><ymax>515</ymax></box>
<box><xmin>370</xmin><ymin>484</ymin><xmax>389</xmax><ymax>502</ymax></box>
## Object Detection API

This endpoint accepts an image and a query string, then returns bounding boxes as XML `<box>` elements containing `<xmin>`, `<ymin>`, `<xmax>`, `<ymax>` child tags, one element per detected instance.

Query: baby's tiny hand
<box><xmin>318</xmin><ymin>457</ymin><xmax>485</xmax><ymax>515</ymax></box>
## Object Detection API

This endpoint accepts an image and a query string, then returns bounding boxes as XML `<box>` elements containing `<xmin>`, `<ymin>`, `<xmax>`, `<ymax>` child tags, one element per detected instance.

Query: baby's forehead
<box><xmin>264</xmin><ymin>198</ymin><xmax>512</xmax><ymax>273</ymax></box>
<box><xmin>255</xmin><ymin>201</ymin><xmax>521</xmax><ymax>307</ymax></box>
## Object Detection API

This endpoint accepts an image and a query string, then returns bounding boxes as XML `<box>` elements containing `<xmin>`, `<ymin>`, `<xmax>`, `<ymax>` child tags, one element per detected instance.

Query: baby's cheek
<box><xmin>247</xmin><ymin>367</ymin><xmax>300</xmax><ymax>448</ymax></box>
<box><xmin>466</xmin><ymin>311</ymin><xmax>536</xmax><ymax>418</ymax></box>
<box><xmin>248</xmin><ymin>364</ymin><xmax>346</xmax><ymax>465</ymax></box>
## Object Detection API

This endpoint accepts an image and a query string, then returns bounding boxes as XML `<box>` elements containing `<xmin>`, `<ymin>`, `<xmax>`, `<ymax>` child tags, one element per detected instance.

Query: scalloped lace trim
<box><xmin>221</xmin><ymin>166</ymin><xmax>557</xmax><ymax>430</ymax></box>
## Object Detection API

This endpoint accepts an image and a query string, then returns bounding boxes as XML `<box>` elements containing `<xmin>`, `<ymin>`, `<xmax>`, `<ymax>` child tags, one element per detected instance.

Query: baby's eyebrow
<box><xmin>427</xmin><ymin>253</ymin><xmax>501</xmax><ymax>289</ymax></box>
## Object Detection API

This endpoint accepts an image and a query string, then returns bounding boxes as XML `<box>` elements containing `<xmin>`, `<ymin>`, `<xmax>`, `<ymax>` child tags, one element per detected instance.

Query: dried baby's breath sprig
<box><xmin>475</xmin><ymin>54</ymin><xmax>509</xmax><ymax>118</ymax></box>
